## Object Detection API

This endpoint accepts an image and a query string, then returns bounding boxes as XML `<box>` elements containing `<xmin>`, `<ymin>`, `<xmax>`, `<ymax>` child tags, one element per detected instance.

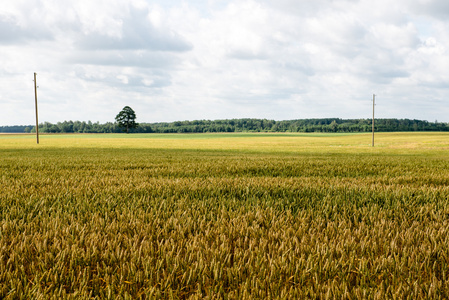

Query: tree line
<box><xmin>1</xmin><ymin>118</ymin><xmax>449</xmax><ymax>133</ymax></box>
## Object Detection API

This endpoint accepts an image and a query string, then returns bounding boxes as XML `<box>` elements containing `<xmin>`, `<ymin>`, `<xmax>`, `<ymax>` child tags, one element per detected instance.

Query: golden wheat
<box><xmin>0</xmin><ymin>133</ymin><xmax>448</xmax><ymax>298</ymax></box>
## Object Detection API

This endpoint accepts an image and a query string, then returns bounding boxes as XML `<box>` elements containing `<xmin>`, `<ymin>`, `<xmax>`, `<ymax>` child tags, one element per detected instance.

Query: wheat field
<box><xmin>1</xmin><ymin>132</ymin><xmax>448</xmax><ymax>299</ymax></box>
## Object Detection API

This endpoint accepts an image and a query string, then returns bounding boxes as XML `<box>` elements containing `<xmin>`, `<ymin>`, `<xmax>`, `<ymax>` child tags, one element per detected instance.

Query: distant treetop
<box><xmin>2</xmin><ymin>118</ymin><xmax>448</xmax><ymax>134</ymax></box>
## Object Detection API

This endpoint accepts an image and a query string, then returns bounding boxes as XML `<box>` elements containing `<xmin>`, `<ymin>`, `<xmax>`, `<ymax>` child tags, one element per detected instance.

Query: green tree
<box><xmin>115</xmin><ymin>106</ymin><xmax>139</xmax><ymax>133</ymax></box>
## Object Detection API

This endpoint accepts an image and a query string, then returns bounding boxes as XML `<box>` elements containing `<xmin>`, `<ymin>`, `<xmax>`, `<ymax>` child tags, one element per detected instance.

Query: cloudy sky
<box><xmin>1</xmin><ymin>0</ymin><xmax>449</xmax><ymax>126</ymax></box>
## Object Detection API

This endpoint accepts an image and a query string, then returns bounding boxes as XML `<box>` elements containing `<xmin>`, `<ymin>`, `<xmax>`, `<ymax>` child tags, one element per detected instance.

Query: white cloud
<box><xmin>1</xmin><ymin>0</ymin><xmax>449</xmax><ymax>126</ymax></box>
<box><xmin>76</xmin><ymin>6</ymin><xmax>192</xmax><ymax>52</ymax></box>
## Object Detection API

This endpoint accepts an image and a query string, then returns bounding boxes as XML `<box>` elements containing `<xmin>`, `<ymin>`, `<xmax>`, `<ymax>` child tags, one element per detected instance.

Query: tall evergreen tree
<box><xmin>115</xmin><ymin>106</ymin><xmax>139</xmax><ymax>133</ymax></box>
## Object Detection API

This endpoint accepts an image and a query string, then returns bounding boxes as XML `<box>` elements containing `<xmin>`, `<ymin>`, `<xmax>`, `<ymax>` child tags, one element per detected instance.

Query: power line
<box><xmin>34</xmin><ymin>73</ymin><xmax>39</xmax><ymax>144</ymax></box>
<box><xmin>372</xmin><ymin>94</ymin><xmax>375</xmax><ymax>147</ymax></box>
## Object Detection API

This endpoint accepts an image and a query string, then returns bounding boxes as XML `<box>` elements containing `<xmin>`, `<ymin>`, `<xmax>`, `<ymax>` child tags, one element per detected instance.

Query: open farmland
<box><xmin>1</xmin><ymin>132</ymin><xmax>449</xmax><ymax>299</ymax></box>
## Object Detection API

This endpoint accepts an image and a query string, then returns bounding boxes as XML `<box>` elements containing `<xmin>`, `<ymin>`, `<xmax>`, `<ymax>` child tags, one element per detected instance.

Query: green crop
<box><xmin>0</xmin><ymin>132</ymin><xmax>448</xmax><ymax>299</ymax></box>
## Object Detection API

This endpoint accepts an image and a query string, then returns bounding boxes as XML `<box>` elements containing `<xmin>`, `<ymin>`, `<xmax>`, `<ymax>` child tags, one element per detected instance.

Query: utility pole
<box><xmin>34</xmin><ymin>72</ymin><xmax>39</xmax><ymax>144</ymax></box>
<box><xmin>372</xmin><ymin>94</ymin><xmax>375</xmax><ymax>147</ymax></box>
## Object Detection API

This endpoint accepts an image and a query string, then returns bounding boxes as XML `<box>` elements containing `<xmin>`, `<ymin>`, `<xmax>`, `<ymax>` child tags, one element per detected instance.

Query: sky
<box><xmin>1</xmin><ymin>0</ymin><xmax>449</xmax><ymax>126</ymax></box>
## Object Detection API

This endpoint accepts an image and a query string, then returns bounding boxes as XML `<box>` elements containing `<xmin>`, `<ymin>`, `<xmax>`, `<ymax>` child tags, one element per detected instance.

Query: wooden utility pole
<box><xmin>372</xmin><ymin>94</ymin><xmax>375</xmax><ymax>147</ymax></box>
<box><xmin>34</xmin><ymin>72</ymin><xmax>39</xmax><ymax>144</ymax></box>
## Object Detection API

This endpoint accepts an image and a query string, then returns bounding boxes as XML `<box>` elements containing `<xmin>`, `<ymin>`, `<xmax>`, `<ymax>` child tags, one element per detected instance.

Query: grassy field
<box><xmin>1</xmin><ymin>132</ymin><xmax>449</xmax><ymax>299</ymax></box>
